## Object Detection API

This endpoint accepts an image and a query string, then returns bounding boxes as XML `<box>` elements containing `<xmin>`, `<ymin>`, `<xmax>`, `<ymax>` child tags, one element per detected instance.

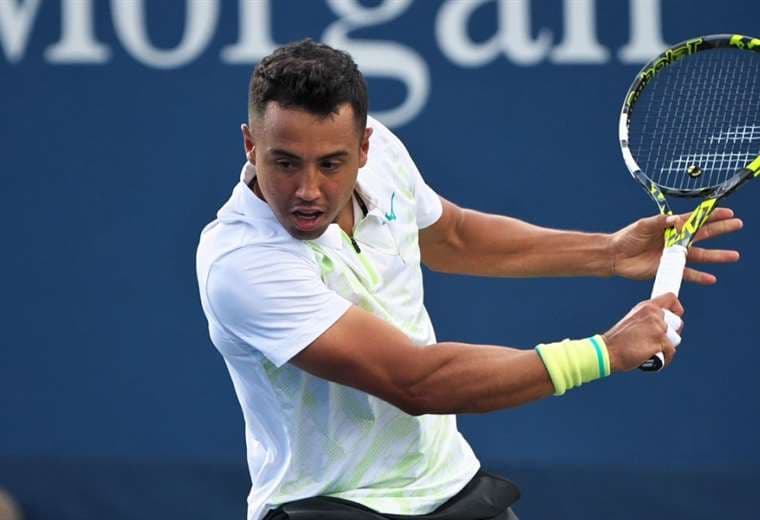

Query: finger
<box><xmin>664</xmin><ymin>214</ymin><xmax>681</xmax><ymax>229</ymax></box>
<box><xmin>675</xmin><ymin>207</ymin><xmax>735</xmax><ymax>224</ymax></box>
<box><xmin>686</xmin><ymin>247</ymin><xmax>740</xmax><ymax>264</ymax></box>
<box><xmin>659</xmin><ymin>329</ymin><xmax>679</xmax><ymax>366</ymax></box>
<box><xmin>651</xmin><ymin>292</ymin><xmax>684</xmax><ymax>316</ymax></box>
<box><xmin>706</xmin><ymin>207</ymin><xmax>735</xmax><ymax>221</ymax></box>
<box><xmin>664</xmin><ymin>307</ymin><xmax>684</xmax><ymax>334</ymax></box>
<box><xmin>669</xmin><ymin>209</ymin><xmax>741</xmax><ymax>238</ymax></box>
<box><xmin>682</xmin><ymin>267</ymin><xmax>717</xmax><ymax>285</ymax></box>
<box><xmin>665</xmin><ymin>321</ymin><xmax>682</xmax><ymax>348</ymax></box>
<box><xmin>662</xmin><ymin>341</ymin><xmax>677</xmax><ymax>367</ymax></box>
<box><xmin>693</xmin><ymin>218</ymin><xmax>743</xmax><ymax>243</ymax></box>
<box><xmin>663</xmin><ymin>309</ymin><xmax>683</xmax><ymax>333</ymax></box>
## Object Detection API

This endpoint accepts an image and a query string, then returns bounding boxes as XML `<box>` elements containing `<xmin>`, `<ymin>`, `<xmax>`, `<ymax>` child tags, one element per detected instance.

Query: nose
<box><xmin>295</xmin><ymin>168</ymin><xmax>320</xmax><ymax>202</ymax></box>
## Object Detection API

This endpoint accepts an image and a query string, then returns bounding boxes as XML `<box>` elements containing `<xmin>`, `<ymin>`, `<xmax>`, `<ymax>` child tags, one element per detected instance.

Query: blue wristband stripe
<box><xmin>589</xmin><ymin>336</ymin><xmax>607</xmax><ymax>377</ymax></box>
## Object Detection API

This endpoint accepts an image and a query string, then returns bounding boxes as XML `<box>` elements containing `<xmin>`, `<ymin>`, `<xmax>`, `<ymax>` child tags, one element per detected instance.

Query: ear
<box><xmin>241</xmin><ymin>124</ymin><xmax>256</xmax><ymax>165</ymax></box>
<box><xmin>358</xmin><ymin>127</ymin><xmax>373</xmax><ymax>168</ymax></box>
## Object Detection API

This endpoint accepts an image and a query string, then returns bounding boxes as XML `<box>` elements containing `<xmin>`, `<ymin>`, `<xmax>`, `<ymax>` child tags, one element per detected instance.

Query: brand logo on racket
<box><xmin>625</xmin><ymin>38</ymin><xmax>704</xmax><ymax>109</ymax></box>
<box><xmin>640</xmin><ymin>38</ymin><xmax>704</xmax><ymax>81</ymax></box>
<box><xmin>730</xmin><ymin>35</ymin><xmax>760</xmax><ymax>50</ymax></box>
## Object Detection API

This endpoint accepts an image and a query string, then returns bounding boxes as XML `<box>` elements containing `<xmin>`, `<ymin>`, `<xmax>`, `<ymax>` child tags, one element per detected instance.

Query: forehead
<box><xmin>253</xmin><ymin>102</ymin><xmax>360</xmax><ymax>153</ymax></box>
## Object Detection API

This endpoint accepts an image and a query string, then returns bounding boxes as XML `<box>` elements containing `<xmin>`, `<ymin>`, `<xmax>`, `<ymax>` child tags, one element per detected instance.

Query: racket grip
<box><xmin>640</xmin><ymin>245</ymin><xmax>687</xmax><ymax>372</ymax></box>
<box><xmin>650</xmin><ymin>245</ymin><xmax>687</xmax><ymax>299</ymax></box>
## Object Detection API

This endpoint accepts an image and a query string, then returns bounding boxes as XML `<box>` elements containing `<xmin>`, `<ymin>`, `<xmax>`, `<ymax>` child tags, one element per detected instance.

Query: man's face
<box><xmin>243</xmin><ymin>102</ymin><xmax>371</xmax><ymax>240</ymax></box>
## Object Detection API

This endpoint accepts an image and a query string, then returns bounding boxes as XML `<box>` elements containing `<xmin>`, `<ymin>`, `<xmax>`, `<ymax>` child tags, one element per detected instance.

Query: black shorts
<box><xmin>263</xmin><ymin>469</ymin><xmax>520</xmax><ymax>520</ymax></box>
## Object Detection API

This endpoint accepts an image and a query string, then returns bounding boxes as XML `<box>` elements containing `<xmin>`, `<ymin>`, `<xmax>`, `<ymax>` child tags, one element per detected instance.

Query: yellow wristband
<box><xmin>535</xmin><ymin>335</ymin><xmax>610</xmax><ymax>396</ymax></box>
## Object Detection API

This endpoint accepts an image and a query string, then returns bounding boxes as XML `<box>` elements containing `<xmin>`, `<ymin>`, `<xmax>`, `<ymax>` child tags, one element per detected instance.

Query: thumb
<box><xmin>651</xmin><ymin>292</ymin><xmax>685</xmax><ymax>316</ymax></box>
<box><xmin>642</xmin><ymin>213</ymin><xmax>674</xmax><ymax>232</ymax></box>
<box><xmin>663</xmin><ymin>213</ymin><xmax>687</xmax><ymax>232</ymax></box>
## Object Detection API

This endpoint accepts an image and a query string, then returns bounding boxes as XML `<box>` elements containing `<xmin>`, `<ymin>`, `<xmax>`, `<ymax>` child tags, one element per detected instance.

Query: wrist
<box><xmin>606</xmin><ymin>232</ymin><xmax>619</xmax><ymax>278</ymax></box>
<box><xmin>535</xmin><ymin>335</ymin><xmax>611</xmax><ymax>396</ymax></box>
<box><xmin>600</xmin><ymin>332</ymin><xmax>618</xmax><ymax>373</ymax></box>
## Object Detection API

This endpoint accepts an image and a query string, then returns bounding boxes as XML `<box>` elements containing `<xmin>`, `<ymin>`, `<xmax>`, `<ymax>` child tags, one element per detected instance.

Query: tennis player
<box><xmin>195</xmin><ymin>39</ymin><xmax>742</xmax><ymax>520</ymax></box>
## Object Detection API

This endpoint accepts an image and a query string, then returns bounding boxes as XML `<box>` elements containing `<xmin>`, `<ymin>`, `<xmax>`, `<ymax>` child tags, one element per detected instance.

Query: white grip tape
<box><xmin>650</xmin><ymin>245</ymin><xmax>688</xmax><ymax>298</ymax></box>
<box><xmin>646</xmin><ymin>245</ymin><xmax>687</xmax><ymax>370</ymax></box>
<box><xmin>663</xmin><ymin>309</ymin><xmax>682</xmax><ymax>348</ymax></box>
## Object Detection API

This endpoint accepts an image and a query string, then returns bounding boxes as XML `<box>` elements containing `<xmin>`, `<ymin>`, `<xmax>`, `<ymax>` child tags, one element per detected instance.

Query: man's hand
<box><xmin>602</xmin><ymin>293</ymin><xmax>684</xmax><ymax>372</ymax></box>
<box><xmin>610</xmin><ymin>208</ymin><xmax>742</xmax><ymax>284</ymax></box>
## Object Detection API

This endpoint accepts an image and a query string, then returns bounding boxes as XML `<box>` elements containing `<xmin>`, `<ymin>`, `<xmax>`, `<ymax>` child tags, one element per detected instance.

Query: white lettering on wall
<box><xmin>436</xmin><ymin>0</ymin><xmax>553</xmax><ymax>67</ymax></box>
<box><xmin>46</xmin><ymin>0</ymin><xmax>110</xmax><ymax>63</ymax></box>
<box><xmin>0</xmin><ymin>0</ymin><xmax>42</xmax><ymax>63</ymax></box>
<box><xmin>619</xmin><ymin>0</ymin><xmax>669</xmax><ymax>63</ymax></box>
<box><xmin>112</xmin><ymin>0</ymin><xmax>220</xmax><ymax>68</ymax></box>
<box><xmin>324</xmin><ymin>0</ymin><xmax>429</xmax><ymax>128</ymax></box>
<box><xmin>0</xmin><ymin>0</ymin><xmax>674</xmax><ymax>126</ymax></box>
<box><xmin>221</xmin><ymin>0</ymin><xmax>276</xmax><ymax>63</ymax></box>
<box><xmin>498</xmin><ymin>0</ymin><xmax>552</xmax><ymax>65</ymax></box>
<box><xmin>551</xmin><ymin>0</ymin><xmax>608</xmax><ymax>63</ymax></box>
<box><xmin>436</xmin><ymin>0</ymin><xmax>500</xmax><ymax>67</ymax></box>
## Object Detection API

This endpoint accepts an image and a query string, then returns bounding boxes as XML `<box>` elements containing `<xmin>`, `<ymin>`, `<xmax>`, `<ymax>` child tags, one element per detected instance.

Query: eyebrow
<box><xmin>269</xmin><ymin>149</ymin><xmax>349</xmax><ymax>161</ymax></box>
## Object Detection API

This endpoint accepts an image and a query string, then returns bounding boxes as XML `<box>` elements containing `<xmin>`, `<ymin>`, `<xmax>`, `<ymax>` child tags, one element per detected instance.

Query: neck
<box><xmin>249</xmin><ymin>178</ymin><xmax>266</xmax><ymax>202</ymax></box>
<box><xmin>335</xmin><ymin>195</ymin><xmax>355</xmax><ymax>236</ymax></box>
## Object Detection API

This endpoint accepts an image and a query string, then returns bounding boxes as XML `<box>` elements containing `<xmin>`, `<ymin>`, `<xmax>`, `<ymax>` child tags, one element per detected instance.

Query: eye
<box><xmin>275</xmin><ymin>159</ymin><xmax>294</xmax><ymax>170</ymax></box>
<box><xmin>320</xmin><ymin>160</ymin><xmax>341</xmax><ymax>172</ymax></box>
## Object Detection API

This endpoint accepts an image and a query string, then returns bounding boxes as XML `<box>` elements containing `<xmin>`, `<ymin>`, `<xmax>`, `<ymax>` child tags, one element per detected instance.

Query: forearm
<box><xmin>403</xmin><ymin>342</ymin><xmax>555</xmax><ymax>415</ymax></box>
<box><xmin>292</xmin><ymin>306</ymin><xmax>608</xmax><ymax>416</ymax></box>
<box><xmin>429</xmin><ymin>208</ymin><xmax>614</xmax><ymax>278</ymax></box>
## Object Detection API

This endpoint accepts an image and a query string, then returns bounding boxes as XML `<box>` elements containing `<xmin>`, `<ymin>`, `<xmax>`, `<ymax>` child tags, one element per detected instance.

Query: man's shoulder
<box><xmin>362</xmin><ymin>116</ymin><xmax>417</xmax><ymax>197</ymax></box>
<box><xmin>367</xmin><ymin>115</ymin><xmax>404</xmax><ymax>155</ymax></box>
<box><xmin>196</xmin><ymin>212</ymin><xmax>317</xmax><ymax>287</ymax></box>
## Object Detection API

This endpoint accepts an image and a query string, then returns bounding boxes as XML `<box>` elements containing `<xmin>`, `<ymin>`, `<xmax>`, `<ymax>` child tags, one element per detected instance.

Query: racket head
<box><xmin>619</xmin><ymin>34</ymin><xmax>760</xmax><ymax>200</ymax></box>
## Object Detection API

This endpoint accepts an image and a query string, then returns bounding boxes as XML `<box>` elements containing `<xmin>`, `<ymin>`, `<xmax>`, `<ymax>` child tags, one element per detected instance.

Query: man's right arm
<box><xmin>291</xmin><ymin>293</ymin><xmax>683</xmax><ymax>416</ymax></box>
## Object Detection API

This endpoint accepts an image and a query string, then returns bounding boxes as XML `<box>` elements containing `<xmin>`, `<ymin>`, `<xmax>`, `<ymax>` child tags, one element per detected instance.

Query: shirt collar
<box><xmin>229</xmin><ymin>161</ymin><xmax>383</xmax><ymax>250</ymax></box>
<box><xmin>240</xmin><ymin>161</ymin><xmax>256</xmax><ymax>184</ymax></box>
<box><xmin>234</xmin><ymin>162</ymin><xmax>278</xmax><ymax>220</ymax></box>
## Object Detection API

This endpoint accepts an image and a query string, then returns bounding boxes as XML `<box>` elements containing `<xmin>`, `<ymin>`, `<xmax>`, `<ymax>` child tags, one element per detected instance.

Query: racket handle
<box><xmin>650</xmin><ymin>245</ymin><xmax>687</xmax><ymax>299</ymax></box>
<box><xmin>640</xmin><ymin>245</ymin><xmax>687</xmax><ymax>372</ymax></box>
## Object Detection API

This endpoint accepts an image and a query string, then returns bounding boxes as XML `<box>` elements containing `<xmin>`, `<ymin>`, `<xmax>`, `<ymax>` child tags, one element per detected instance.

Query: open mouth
<box><xmin>292</xmin><ymin>209</ymin><xmax>324</xmax><ymax>231</ymax></box>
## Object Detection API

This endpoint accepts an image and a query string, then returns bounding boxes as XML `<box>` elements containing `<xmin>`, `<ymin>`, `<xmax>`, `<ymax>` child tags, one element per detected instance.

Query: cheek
<box><xmin>270</xmin><ymin>188</ymin><xmax>295</xmax><ymax>212</ymax></box>
<box><xmin>257</xmin><ymin>175</ymin><xmax>290</xmax><ymax>208</ymax></box>
<box><xmin>326</xmin><ymin>175</ymin><xmax>356</xmax><ymax>201</ymax></box>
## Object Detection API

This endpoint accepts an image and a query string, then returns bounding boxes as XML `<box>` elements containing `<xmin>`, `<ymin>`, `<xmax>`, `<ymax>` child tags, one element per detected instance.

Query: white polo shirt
<box><xmin>196</xmin><ymin>117</ymin><xmax>480</xmax><ymax>520</ymax></box>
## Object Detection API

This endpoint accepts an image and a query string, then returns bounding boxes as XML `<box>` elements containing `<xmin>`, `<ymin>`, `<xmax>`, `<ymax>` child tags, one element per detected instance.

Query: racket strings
<box><xmin>628</xmin><ymin>48</ymin><xmax>760</xmax><ymax>193</ymax></box>
<box><xmin>676</xmin><ymin>49</ymin><xmax>733</xmax><ymax>191</ymax></box>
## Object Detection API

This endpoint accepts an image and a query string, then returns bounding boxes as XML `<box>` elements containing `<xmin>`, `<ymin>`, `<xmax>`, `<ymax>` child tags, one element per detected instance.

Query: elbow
<box><xmin>397</xmin><ymin>393</ymin><xmax>466</xmax><ymax>416</ymax></box>
<box><xmin>372</xmin><ymin>370</ymin><xmax>429</xmax><ymax>416</ymax></box>
<box><xmin>398</xmin><ymin>402</ymin><xmax>426</xmax><ymax>417</ymax></box>
<box><xmin>396</xmin><ymin>398</ymin><xmax>429</xmax><ymax>417</ymax></box>
<box><xmin>373</xmin><ymin>346</ymin><xmax>455</xmax><ymax>416</ymax></box>
<box><xmin>385</xmin><ymin>385</ymin><xmax>428</xmax><ymax>416</ymax></box>
<box><xmin>386</xmin><ymin>349</ymin><xmax>464</xmax><ymax>416</ymax></box>
<box><xmin>421</xmin><ymin>247</ymin><xmax>463</xmax><ymax>274</ymax></box>
<box><xmin>392</xmin><ymin>379</ymin><xmax>444</xmax><ymax>417</ymax></box>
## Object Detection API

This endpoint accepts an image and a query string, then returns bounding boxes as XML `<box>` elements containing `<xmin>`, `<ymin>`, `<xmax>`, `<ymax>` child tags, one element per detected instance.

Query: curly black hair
<box><xmin>248</xmin><ymin>39</ymin><xmax>368</xmax><ymax>132</ymax></box>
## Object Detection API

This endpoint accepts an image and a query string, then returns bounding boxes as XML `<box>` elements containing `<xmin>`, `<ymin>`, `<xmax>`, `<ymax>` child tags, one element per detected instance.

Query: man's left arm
<box><xmin>419</xmin><ymin>196</ymin><xmax>742</xmax><ymax>281</ymax></box>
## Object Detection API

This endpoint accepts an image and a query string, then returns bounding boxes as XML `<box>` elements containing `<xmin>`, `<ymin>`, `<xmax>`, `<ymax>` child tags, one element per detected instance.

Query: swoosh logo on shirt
<box><xmin>385</xmin><ymin>192</ymin><xmax>397</xmax><ymax>222</ymax></box>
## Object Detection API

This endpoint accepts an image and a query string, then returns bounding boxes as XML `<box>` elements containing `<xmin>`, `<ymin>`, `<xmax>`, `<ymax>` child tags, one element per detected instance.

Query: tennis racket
<box><xmin>619</xmin><ymin>34</ymin><xmax>760</xmax><ymax>371</ymax></box>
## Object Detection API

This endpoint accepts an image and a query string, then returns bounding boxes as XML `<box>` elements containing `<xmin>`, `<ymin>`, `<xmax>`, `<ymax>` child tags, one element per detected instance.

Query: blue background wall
<box><xmin>1</xmin><ymin>1</ymin><xmax>758</xmax><ymax>518</ymax></box>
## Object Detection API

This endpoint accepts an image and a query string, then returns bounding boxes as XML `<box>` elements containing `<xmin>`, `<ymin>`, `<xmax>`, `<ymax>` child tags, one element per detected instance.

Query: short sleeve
<box><xmin>204</xmin><ymin>246</ymin><xmax>352</xmax><ymax>367</ymax></box>
<box><xmin>370</xmin><ymin>117</ymin><xmax>443</xmax><ymax>229</ymax></box>
<box><xmin>412</xmin><ymin>170</ymin><xmax>443</xmax><ymax>229</ymax></box>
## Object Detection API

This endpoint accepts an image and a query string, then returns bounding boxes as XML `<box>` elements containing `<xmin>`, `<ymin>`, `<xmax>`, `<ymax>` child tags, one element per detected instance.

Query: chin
<box><xmin>287</xmin><ymin>225</ymin><xmax>328</xmax><ymax>241</ymax></box>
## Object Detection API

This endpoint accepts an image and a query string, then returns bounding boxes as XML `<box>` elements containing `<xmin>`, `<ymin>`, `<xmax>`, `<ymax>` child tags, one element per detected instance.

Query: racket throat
<box><xmin>665</xmin><ymin>198</ymin><xmax>718</xmax><ymax>248</ymax></box>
